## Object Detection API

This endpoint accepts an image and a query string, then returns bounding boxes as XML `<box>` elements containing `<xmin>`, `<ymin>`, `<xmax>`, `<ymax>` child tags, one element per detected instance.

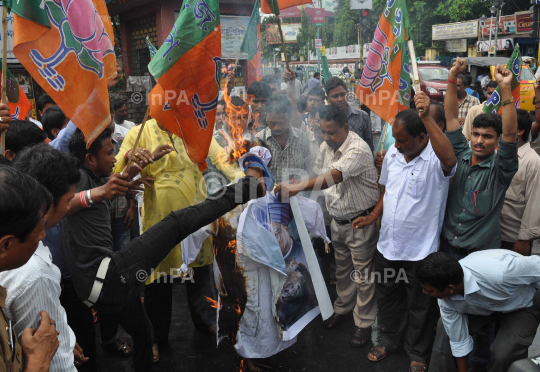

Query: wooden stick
<box><xmin>275</xmin><ymin>16</ymin><xmax>290</xmax><ymax>71</ymax></box>
<box><xmin>407</xmin><ymin>40</ymin><xmax>423</xmax><ymax>113</ymax></box>
<box><xmin>0</xmin><ymin>5</ymin><xmax>7</xmax><ymax>156</ymax></box>
<box><xmin>380</xmin><ymin>121</ymin><xmax>389</xmax><ymax>152</ymax></box>
<box><xmin>126</xmin><ymin>105</ymin><xmax>150</xmax><ymax>169</ymax></box>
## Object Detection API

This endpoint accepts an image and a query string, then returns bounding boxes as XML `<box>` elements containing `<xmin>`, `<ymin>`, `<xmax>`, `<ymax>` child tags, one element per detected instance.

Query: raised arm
<box><xmin>494</xmin><ymin>64</ymin><xmax>518</xmax><ymax>143</ymax></box>
<box><xmin>445</xmin><ymin>58</ymin><xmax>468</xmax><ymax>132</ymax></box>
<box><xmin>415</xmin><ymin>92</ymin><xmax>456</xmax><ymax>174</ymax></box>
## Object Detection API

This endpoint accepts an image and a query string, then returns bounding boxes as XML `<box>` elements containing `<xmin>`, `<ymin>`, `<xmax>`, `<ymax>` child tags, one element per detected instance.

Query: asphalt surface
<box><xmin>96</xmin><ymin>281</ymin><xmax>411</xmax><ymax>372</ymax></box>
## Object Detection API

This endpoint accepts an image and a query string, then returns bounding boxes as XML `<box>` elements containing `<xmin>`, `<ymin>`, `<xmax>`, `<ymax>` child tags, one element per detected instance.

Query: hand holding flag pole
<box><xmin>407</xmin><ymin>40</ymin><xmax>423</xmax><ymax>113</ymax></box>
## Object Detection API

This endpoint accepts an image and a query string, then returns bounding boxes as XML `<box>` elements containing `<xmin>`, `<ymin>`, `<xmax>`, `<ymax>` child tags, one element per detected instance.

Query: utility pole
<box><xmin>316</xmin><ymin>0</ymin><xmax>322</xmax><ymax>75</ymax></box>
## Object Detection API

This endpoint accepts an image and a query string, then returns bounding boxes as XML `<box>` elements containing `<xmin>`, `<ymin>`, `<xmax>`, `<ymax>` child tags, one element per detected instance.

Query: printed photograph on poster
<box><xmin>266</xmin><ymin>23</ymin><xmax>301</xmax><ymax>44</ymax></box>
<box><xmin>477</xmin><ymin>38</ymin><xmax>514</xmax><ymax>53</ymax></box>
<box><xmin>277</xmin><ymin>231</ymin><xmax>319</xmax><ymax>341</ymax></box>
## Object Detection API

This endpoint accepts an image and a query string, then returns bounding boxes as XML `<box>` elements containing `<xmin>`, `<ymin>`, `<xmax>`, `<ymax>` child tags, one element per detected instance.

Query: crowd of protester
<box><xmin>0</xmin><ymin>57</ymin><xmax>539</xmax><ymax>372</ymax></box>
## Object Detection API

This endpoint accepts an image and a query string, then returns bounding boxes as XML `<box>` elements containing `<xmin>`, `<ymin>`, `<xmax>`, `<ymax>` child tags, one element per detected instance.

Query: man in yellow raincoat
<box><xmin>114</xmin><ymin>118</ymin><xmax>244</xmax><ymax>362</ymax></box>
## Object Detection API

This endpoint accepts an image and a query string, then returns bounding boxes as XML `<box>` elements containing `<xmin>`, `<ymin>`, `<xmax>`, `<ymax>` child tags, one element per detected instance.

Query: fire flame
<box><xmin>205</xmin><ymin>296</ymin><xmax>220</xmax><ymax>309</ymax></box>
<box><xmin>222</xmin><ymin>86</ymin><xmax>252</xmax><ymax>161</ymax></box>
<box><xmin>232</xmin><ymin>304</ymin><xmax>242</xmax><ymax>315</ymax></box>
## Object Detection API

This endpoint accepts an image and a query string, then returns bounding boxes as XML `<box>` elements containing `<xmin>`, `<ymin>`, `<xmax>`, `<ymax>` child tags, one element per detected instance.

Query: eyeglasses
<box><xmin>217</xmin><ymin>113</ymin><xmax>228</xmax><ymax>118</ymax></box>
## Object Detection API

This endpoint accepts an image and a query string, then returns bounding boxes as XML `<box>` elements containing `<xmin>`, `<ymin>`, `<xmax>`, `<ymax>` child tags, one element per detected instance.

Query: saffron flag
<box><xmin>241</xmin><ymin>0</ymin><xmax>262</xmax><ymax>82</ymax></box>
<box><xmin>356</xmin><ymin>0</ymin><xmax>411</xmax><ymax>123</ymax></box>
<box><xmin>148</xmin><ymin>0</ymin><xmax>221</xmax><ymax>172</ymax></box>
<box><xmin>320</xmin><ymin>46</ymin><xmax>332</xmax><ymax>83</ymax></box>
<box><xmin>1</xmin><ymin>61</ymin><xmax>32</xmax><ymax>121</ymax></box>
<box><xmin>261</xmin><ymin>0</ymin><xmax>313</xmax><ymax>15</ymax></box>
<box><xmin>483</xmin><ymin>44</ymin><xmax>521</xmax><ymax>114</ymax></box>
<box><xmin>12</xmin><ymin>0</ymin><xmax>117</xmax><ymax>145</ymax></box>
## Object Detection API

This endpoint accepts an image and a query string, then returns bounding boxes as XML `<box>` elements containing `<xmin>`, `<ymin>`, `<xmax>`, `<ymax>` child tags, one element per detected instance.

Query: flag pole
<box><xmin>407</xmin><ymin>40</ymin><xmax>423</xmax><ymax>113</ymax></box>
<box><xmin>275</xmin><ymin>16</ymin><xmax>290</xmax><ymax>71</ymax></box>
<box><xmin>0</xmin><ymin>4</ymin><xmax>7</xmax><ymax>156</ymax></box>
<box><xmin>126</xmin><ymin>106</ymin><xmax>151</xmax><ymax>170</ymax></box>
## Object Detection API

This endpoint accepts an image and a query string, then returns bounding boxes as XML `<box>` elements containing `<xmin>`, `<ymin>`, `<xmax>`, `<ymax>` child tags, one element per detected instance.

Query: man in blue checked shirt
<box><xmin>417</xmin><ymin>250</ymin><xmax>540</xmax><ymax>372</ymax></box>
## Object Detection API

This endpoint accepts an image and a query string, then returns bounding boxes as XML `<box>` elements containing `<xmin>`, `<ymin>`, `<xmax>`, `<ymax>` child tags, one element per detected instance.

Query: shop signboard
<box><xmin>432</xmin><ymin>21</ymin><xmax>479</xmax><ymax>41</ymax></box>
<box><xmin>481</xmin><ymin>15</ymin><xmax>516</xmax><ymax>37</ymax></box>
<box><xmin>266</xmin><ymin>23</ymin><xmax>301</xmax><ymax>44</ymax></box>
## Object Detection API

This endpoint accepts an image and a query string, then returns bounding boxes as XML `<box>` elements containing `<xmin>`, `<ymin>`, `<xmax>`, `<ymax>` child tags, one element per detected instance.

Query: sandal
<box><xmin>102</xmin><ymin>338</ymin><xmax>132</xmax><ymax>357</ymax></box>
<box><xmin>152</xmin><ymin>343</ymin><xmax>160</xmax><ymax>363</ymax></box>
<box><xmin>409</xmin><ymin>361</ymin><xmax>427</xmax><ymax>372</ymax></box>
<box><xmin>367</xmin><ymin>345</ymin><xmax>388</xmax><ymax>362</ymax></box>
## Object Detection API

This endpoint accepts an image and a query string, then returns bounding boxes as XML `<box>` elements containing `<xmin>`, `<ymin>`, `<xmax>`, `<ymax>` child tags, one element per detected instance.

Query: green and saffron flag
<box><xmin>320</xmin><ymin>46</ymin><xmax>332</xmax><ymax>83</ymax></box>
<box><xmin>148</xmin><ymin>0</ymin><xmax>221</xmax><ymax>172</ymax></box>
<box><xmin>240</xmin><ymin>0</ymin><xmax>262</xmax><ymax>81</ymax></box>
<box><xmin>0</xmin><ymin>61</ymin><xmax>31</xmax><ymax>120</ymax></box>
<box><xmin>261</xmin><ymin>0</ymin><xmax>313</xmax><ymax>15</ymax></box>
<box><xmin>12</xmin><ymin>0</ymin><xmax>117</xmax><ymax>146</ymax></box>
<box><xmin>146</xmin><ymin>36</ymin><xmax>158</xmax><ymax>59</ymax></box>
<box><xmin>355</xmin><ymin>0</ymin><xmax>411</xmax><ymax>123</ymax></box>
<box><xmin>483</xmin><ymin>44</ymin><xmax>521</xmax><ymax>114</ymax></box>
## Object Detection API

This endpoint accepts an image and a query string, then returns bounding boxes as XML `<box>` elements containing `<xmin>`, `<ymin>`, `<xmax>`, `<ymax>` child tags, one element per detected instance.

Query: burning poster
<box><xmin>181</xmin><ymin>147</ymin><xmax>329</xmax><ymax>358</ymax></box>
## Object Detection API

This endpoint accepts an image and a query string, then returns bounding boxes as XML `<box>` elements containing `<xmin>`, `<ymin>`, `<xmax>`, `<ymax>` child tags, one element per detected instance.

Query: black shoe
<box><xmin>350</xmin><ymin>326</ymin><xmax>371</xmax><ymax>348</ymax></box>
<box><xmin>322</xmin><ymin>313</ymin><xmax>344</xmax><ymax>329</ymax></box>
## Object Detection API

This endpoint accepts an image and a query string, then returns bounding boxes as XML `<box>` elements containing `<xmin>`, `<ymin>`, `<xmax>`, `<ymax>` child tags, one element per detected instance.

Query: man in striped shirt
<box><xmin>275</xmin><ymin>104</ymin><xmax>380</xmax><ymax>348</ymax></box>
<box><xmin>0</xmin><ymin>145</ymin><xmax>86</xmax><ymax>372</ymax></box>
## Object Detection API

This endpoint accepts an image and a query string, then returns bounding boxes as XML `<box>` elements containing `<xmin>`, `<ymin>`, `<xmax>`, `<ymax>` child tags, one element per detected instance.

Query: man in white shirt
<box><xmin>111</xmin><ymin>99</ymin><xmax>136</xmax><ymax>130</ymax></box>
<box><xmin>352</xmin><ymin>93</ymin><xmax>457</xmax><ymax>370</ymax></box>
<box><xmin>417</xmin><ymin>250</ymin><xmax>540</xmax><ymax>372</ymax></box>
<box><xmin>1</xmin><ymin>144</ymin><xmax>87</xmax><ymax>371</ymax></box>
<box><xmin>281</xmin><ymin>78</ymin><xmax>302</xmax><ymax>100</ymax></box>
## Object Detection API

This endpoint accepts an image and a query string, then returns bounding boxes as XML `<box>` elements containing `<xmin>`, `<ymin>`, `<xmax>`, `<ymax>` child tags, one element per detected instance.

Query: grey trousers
<box><xmin>331</xmin><ymin>219</ymin><xmax>378</xmax><ymax>328</ymax></box>
<box><xmin>429</xmin><ymin>307</ymin><xmax>540</xmax><ymax>372</ymax></box>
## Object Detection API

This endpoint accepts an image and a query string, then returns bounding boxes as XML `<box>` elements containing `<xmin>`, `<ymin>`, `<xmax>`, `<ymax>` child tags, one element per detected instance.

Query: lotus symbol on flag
<box><xmin>29</xmin><ymin>0</ymin><xmax>115</xmax><ymax>91</ymax></box>
<box><xmin>192</xmin><ymin>56</ymin><xmax>221</xmax><ymax>130</ymax></box>
<box><xmin>360</xmin><ymin>25</ymin><xmax>393</xmax><ymax>93</ymax></box>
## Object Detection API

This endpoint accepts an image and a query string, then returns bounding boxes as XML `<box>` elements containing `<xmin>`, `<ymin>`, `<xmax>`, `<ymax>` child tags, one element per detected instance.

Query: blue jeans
<box><xmin>111</xmin><ymin>216</ymin><xmax>131</xmax><ymax>252</ymax></box>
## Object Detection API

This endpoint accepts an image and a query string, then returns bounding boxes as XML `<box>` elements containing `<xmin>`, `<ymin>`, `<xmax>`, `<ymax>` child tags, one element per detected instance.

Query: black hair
<box><xmin>516</xmin><ymin>108</ymin><xmax>532</xmax><ymax>142</ymax></box>
<box><xmin>297</xmin><ymin>94</ymin><xmax>308</xmax><ymax>112</ymax></box>
<box><xmin>486</xmin><ymin>81</ymin><xmax>498</xmax><ymax>90</ymax></box>
<box><xmin>0</xmin><ymin>165</ymin><xmax>52</xmax><ymax>242</ymax></box>
<box><xmin>313</xmin><ymin>72</ymin><xmax>320</xmax><ymax>78</ymax></box>
<box><xmin>430</xmin><ymin>102</ymin><xmax>446</xmax><ymax>132</ymax></box>
<box><xmin>472</xmin><ymin>113</ymin><xmax>502</xmax><ymax>137</ymax></box>
<box><xmin>13</xmin><ymin>144</ymin><xmax>80</xmax><ymax>207</ymax></box>
<box><xmin>36</xmin><ymin>94</ymin><xmax>56</xmax><ymax>112</ymax></box>
<box><xmin>307</xmin><ymin>87</ymin><xmax>326</xmax><ymax>100</ymax></box>
<box><xmin>112</xmin><ymin>99</ymin><xmax>127</xmax><ymax>112</ymax></box>
<box><xmin>316</xmin><ymin>104</ymin><xmax>348</xmax><ymax>128</ymax></box>
<box><xmin>5</xmin><ymin>120</ymin><xmax>47</xmax><ymax>154</ymax></box>
<box><xmin>230</xmin><ymin>96</ymin><xmax>246</xmax><ymax>108</ymax></box>
<box><xmin>394</xmin><ymin>109</ymin><xmax>428</xmax><ymax>138</ymax></box>
<box><xmin>325</xmin><ymin>77</ymin><xmax>347</xmax><ymax>95</ymax></box>
<box><xmin>247</xmin><ymin>81</ymin><xmax>272</xmax><ymax>99</ymax></box>
<box><xmin>457</xmin><ymin>74</ymin><xmax>468</xmax><ymax>86</ymax></box>
<box><xmin>0</xmin><ymin>155</ymin><xmax>9</xmax><ymax>166</ymax></box>
<box><xmin>217</xmin><ymin>99</ymin><xmax>226</xmax><ymax>109</ymax></box>
<box><xmin>265</xmin><ymin>95</ymin><xmax>291</xmax><ymax>116</ymax></box>
<box><xmin>41</xmin><ymin>106</ymin><xmax>67</xmax><ymax>140</ymax></box>
<box><xmin>69</xmin><ymin>128</ymin><xmax>113</xmax><ymax>165</ymax></box>
<box><xmin>416</xmin><ymin>252</ymin><xmax>464</xmax><ymax>292</ymax></box>
<box><xmin>262</xmin><ymin>75</ymin><xmax>279</xmax><ymax>86</ymax></box>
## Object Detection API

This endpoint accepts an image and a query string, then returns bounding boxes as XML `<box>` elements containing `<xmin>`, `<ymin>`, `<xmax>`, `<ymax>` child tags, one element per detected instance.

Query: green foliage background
<box><xmin>264</xmin><ymin>0</ymin><xmax>533</xmax><ymax>63</ymax></box>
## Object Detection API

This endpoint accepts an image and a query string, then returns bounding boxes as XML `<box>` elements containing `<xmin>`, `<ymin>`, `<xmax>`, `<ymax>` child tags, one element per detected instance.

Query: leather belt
<box><xmin>334</xmin><ymin>206</ymin><xmax>375</xmax><ymax>225</ymax></box>
<box><xmin>83</xmin><ymin>257</ymin><xmax>111</xmax><ymax>307</ymax></box>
